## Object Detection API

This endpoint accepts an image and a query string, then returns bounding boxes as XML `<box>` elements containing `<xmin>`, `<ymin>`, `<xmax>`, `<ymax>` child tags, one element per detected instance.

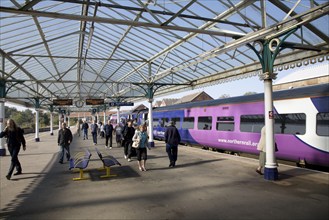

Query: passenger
<box><xmin>57</xmin><ymin>122</ymin><xmax>73</xmax><ymax>164</ymax></box>
<box><xmin>133</xmin><ymin>124</ymin><xmax>149</xmax><ymax>171</ymax></box>
<box><xmin>0</xmin><ymin>119</ymin><xmax>26</xmax><ymax>180</ymax></box>
<box><xmin>256</xmin><ymin>126</ymin><xmax>279</xmax><ymax>175</ymax></box>
<box><xmin>164</xmin><ymin>120</ymin><xmax>181</xmax><ymax>168</ymax></box>
<box><xmin>203</xmin><ymin>124</ymin><xmax>209</xmax><ymax>130</ymax></box>
<box><xmin>256</xmin><ymin>125</ymin><xmax>266</xmax><ymax>175</ymax></box>
<box><xmin>99</xmin><ymin>122</ymin><xmax>104</xmax><ymax>138</ymax></box>
<box><xmin>81</xmin><ymin>120</ymin><xmax>89</xmax><ymax>140</ymax></box>
<box><xmin>91</xmin><ymin>120</ymin><xmax>98</xmax><ymax>145</ymax></box>
<box><xmin>104</xmin><ymin>120</ymin><xmax>114</xmax><ymax>149</ymax></box>
<box><xmin>115</xmin><ymin>123</ymin><xmax>123</xmax><ymax>147</ymax></box>
<box><xmin>121</xmin><ymin>121</ymin><xmax>128</xmax><ymax>150</ymax></box>
<box><xmin>123</xmin><ymin>120</ymin><xmax>136</xmax><ymax>161</ymax></box>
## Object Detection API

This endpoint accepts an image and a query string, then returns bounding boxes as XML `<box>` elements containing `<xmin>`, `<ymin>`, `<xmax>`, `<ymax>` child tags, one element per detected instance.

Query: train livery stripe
<box><xmin>274</xmin><ymin>98</ymin><xmax>329</xmax><ymax>153</ymax></box>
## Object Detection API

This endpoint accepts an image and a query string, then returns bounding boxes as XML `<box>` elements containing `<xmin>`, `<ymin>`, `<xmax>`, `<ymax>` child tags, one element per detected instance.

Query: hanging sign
<box><xmin>53</xmin><ymin>99</ymin><xmax>73</xmax><ymax>106</ymax></box>
<box><xmin>109</xmin><ymin>102</ymin><xmax>134</xmax><ymax>107</ymax></box>
<box><xmin>85</xmin><ymin>99</ymin><xmax>104</xmax><ymax>105</ymax></box>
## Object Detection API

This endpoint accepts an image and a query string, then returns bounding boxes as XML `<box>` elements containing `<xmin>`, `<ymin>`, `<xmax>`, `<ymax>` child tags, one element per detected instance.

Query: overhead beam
<box><xmin>50</xmin><ymin>0</ymin><xmax>257</xmax><ymax>28</ymax></box>
<box><xmin>10</xmin><ymin>54</ymin><xmax>145</xmax><ymax>62</ymax></box>
<box><xmin>161</xmin><ymin>0</ymin><xmax>196</xmax><ymax>26</ymax></box>
<box><xmin>152</xmin><ymin>2</ymin><xmax>329</xmax><ymax>82</ymax></box>
<box><xmin>0</xmin><ymin>6</ymin><xmax>246</xmax><ymax>38</ymax></box>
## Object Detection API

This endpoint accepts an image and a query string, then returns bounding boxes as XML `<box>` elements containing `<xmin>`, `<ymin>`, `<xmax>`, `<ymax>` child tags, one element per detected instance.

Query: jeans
<box><xmin>59</xmin><ymin>144</ymin><xmax>70</xmax><ymax>163</ymax></box>
<box><xmin>166</xmin><ymin>143</ymin><xmax>178</xmax><ymax>165</ymax></box>
<box><xmin>92</xmin><ymin>132</ymin><xmax>97</xmax><ymax>144</ymax></box>
<box><xmin>83</xmin><ymin>129</ymin><xmax>88</xmax><ymax>139</ymax></box>
<box><xmin>124</xmin><ymin>140</ymin><xmax>133</xmax><ymax>158</ymax></box>
<box><xmin>105</xmin><ymin>134</ymin><xmax>112</xmax><ymax>147</ymax></box>
<box><xmin>8</xmin><ymin>145</ymin><xmax>22</xmax><ymax>176</ymax></box>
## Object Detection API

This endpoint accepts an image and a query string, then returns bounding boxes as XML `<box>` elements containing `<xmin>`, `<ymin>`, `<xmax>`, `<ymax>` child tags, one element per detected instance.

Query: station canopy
<box><xmin>0</xmin><ymin>0</ymin><xmax>328</xmax><ymax>112</ymax></box>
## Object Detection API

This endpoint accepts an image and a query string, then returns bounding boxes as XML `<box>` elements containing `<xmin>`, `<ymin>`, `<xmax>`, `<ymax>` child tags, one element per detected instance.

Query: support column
<box><xmin>247</xmin><ymin>29</ymin><xmax>297</xmax><ymax>180</ymax></box>
<box><xmin>0</xmin><ymin>98</ymin><xmax>6</xmax><ymax>156</ymax></box>
<box><xmin>263</xmin><ymin>77</ymin><xmax>277</xmax><ymax>179</ymax></box>
<box><xmin>49</xmin><ymin>105</ymin><xmax>54</xmax><ymax>135</ymax></box>
<box><xmin>58</xmin><ymin>112</ymin><xmax>61</xmax><ymax>130</ymax></box>
<box><xmin>116</xmin><ymin>106</ymin><xmax>120</xmax><ymax>124</ymax></box>
<box><xmin>148</xmin><ymin>99</ymin><xmax>154</xmax><ymax>148</ymax></box>
<box><xmin>35</xmin><ymin>109</ymin><xmax>40</xmax><ymax>142</ymax></box>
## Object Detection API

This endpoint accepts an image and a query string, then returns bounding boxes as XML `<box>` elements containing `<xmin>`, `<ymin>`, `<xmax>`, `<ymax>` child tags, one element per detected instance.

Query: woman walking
<box><xmin>132</xmin><ymin>124</ymin><xmax>149</xmax><ymax>171</ymax></box>
<box><xmin>0</xmin><ymin>119</ymin><xmax>26</xmax><ymax>180</ymax></box>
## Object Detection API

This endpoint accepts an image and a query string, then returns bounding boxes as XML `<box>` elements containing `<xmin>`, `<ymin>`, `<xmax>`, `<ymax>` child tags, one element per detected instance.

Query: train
<box><xmin>116</xmin><ymin>84</ymin><xmax>329</xmax><ymax>168</ymax></box>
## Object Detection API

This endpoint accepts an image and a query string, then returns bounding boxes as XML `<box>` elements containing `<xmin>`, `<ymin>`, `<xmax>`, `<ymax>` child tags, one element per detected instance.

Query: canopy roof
<box><xmin>0</xmin><ymin>0</ymin><xmax>328</xmax><ymax>112</ymax></box>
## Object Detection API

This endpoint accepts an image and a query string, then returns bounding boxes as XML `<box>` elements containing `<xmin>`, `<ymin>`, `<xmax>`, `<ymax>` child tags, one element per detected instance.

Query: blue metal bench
<box><xmin>95</xmin><ymin>147</ymin><xmax>121</xmax><ymax>178</ymax></box>
<box><xmin>69</xmin><ymin>149</ymin><xmax>92</xmax><ymax>181</ymax></box>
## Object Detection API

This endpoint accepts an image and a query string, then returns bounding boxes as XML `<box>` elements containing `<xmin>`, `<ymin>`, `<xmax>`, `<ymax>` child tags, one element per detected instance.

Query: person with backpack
<box><xmin>0</xmin><ymin>119</ymin><xmax>26</xmax><ymax>180</ymax></box>
<box><xmin>104</xmin><ymin>120</ymin><xmax>114</xmax><ymax>149</ymax></box>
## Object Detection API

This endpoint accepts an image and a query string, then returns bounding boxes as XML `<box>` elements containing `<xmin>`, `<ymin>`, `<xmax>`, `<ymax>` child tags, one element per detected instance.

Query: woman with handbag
<box><xmin>132</xmin><ymin>124</ymin><xmax>149</xmax><ymax>171</ymax></box>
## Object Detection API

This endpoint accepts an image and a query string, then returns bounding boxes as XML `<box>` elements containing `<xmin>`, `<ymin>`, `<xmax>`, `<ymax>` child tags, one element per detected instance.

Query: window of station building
<box><xmin>240</xmin><ymin>114</ymin><xmax>264</xmax><ymax>133</ymax></box>
<box><xmin>316</xmin><ymin>112</ymin><xmax>329</xmax><ymax>136</ymax></box>
<box><xmin>153</xmin><ymin>118</ymin><xmax>159</xmax><ymax>128</ymax></box>
<box><xmin>198</xmin><ymin>116</ymin><xmax>212</xmax><ymax>130</ymax></box>
<box><xmin>216</xmin><ymin>116</ymin><xmax>234</xmax><ymax>131</ymax></box>
<box><xmin>182</xmin><ymin>117</ymin><xmax>194</xmax><ymax>129</ymax></box>
<box><xmin>274</xmin><ymin>113</ymin><xmax>306</xmax><ymax>135</ymax></box>
<box><xmin>171</xmin><ymin>117</ymin><xmax>180</xmax><ymax>127</ymax></box>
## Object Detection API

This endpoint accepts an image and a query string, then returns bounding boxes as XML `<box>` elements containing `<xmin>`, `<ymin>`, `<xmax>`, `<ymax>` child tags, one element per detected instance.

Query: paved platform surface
<box><xmin>1</xmin><ymin>128</ymin><xmax>328</xmax><ymax>220</ymax></box>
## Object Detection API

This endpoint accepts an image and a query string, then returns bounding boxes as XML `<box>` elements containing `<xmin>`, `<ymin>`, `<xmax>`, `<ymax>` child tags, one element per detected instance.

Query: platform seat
<box><xmin>95</xmin><ymin>147</ymin><xmax>121</xmax><ymax>178</ymax></box>
<box><xmin>69</xmin><ymin>149</ymin><xmax>92</xmax><ymax>181</ymax></box>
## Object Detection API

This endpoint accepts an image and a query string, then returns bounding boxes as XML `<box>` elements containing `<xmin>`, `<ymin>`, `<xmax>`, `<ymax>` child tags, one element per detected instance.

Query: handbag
<box><xmin>132</xmin><ymin>138</ymin><xmax>140</xmax><ymax>148</ymax></box>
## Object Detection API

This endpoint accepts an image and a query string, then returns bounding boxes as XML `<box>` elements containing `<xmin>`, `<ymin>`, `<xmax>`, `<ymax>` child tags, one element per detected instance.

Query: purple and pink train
<box><xmin>120</xmin><ymin>84</ymin><xmax>329</xmax><ymax>168</ymax></box>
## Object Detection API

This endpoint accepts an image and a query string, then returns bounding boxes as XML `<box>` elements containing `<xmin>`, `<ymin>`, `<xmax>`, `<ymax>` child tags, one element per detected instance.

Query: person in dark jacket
<box><xmin>123</xmin><ymin>120</ymin><xmax>135</xmax><ymax>161</ymax></box>
<box><xmin>91</xmin><ymin>120</ymin><xmax>98</xmax><ymax>145</ymax></box>
<box><xmin>81</xmin><ymin>120</ymin><xmax>89</xmax><ymax>140</ymax></box>
<box><xmin>0</xmin><ymin>119</ymin><xmax>26</xmax><ymax>180</ymax></box>
<box><xmin>164</xmin><ymin>120</ymin><xmax>181</xmax><ymax>168</ymax></box>
<box><xmin>58</xmin><ymin>122</ymin><xmax>73</xmax><ymax>164</ymax></box>
<box><xmin>104</xmin><ymin>120</ymin><xmax>114</xmax><ymax>149</ymax></box>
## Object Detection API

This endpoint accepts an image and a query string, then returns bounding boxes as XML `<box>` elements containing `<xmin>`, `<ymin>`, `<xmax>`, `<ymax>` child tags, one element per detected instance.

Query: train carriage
<box><xmin>149</xmin><ymin>84</ymin><xmax>329</xmax><ymax>168</ymax></box>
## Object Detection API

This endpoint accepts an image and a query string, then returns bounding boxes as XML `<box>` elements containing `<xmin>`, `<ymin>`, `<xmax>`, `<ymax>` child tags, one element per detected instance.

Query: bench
<box><xmin>95</xmin><ymin>147</ymin><xmax>121</xmax><ymax>178</ymax></box>
<box><xmin>69</xmin><ymin>149</ymin><xmax>92</xmax><ymax>181</ymax></box>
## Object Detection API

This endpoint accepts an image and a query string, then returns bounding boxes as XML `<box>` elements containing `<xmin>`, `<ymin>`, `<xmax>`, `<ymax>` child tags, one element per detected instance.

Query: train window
<box><xmin>274</xmin><ymin>113</ymin><xmax>306</xmax><ymax>135</ymax></box>
<box><xmin>216</xmin><ymin>116</ymin><xmax>234</xmax><ymax>131</ymax></box>
<box><xmin>161</xmin><ymin>118</ymin><xmax>169</xmax><ymax>127</ymax></box>
<box><xmin>182</xmin><ymin>117</ymin><xmax>194</xmax><ymax>129</ymax></box>
<box><xmin>153</xmin><ymin>118</ymin><xmax>159</xmax><ymax>128</ymax></box>
<box><xmin>171</xmin><ymin>117</ymin><xmax>180</xmax><ymax>128</ymax></box>
<box><xmin>316</xmin><ymin>113</ymin><xmax>329</xmax><ymax>136</ymax></box>
<box><xmin>240</xmin><ymin>115</ymin><xmax>264</xmax><ymax>133</ymax></box>
<box><xmin>198</xmin><ymin>116</ymin><xmax>212</xmax><ymax>130</ymax></box>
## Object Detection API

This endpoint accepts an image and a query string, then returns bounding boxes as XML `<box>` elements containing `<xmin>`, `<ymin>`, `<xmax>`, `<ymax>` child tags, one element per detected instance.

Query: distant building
<box><xmin>174</xmin><ymin>91</ymin><xmax>213</xmax><ymax>104</ymax></box>
<box><xmin>153</xmin><ymin>100</ymin><xmax>162</xmax><ymax>108</ymax></box>
<box><xmin>160</xmin><ymin>98</ymin><xmax>179</xmax><ymax>107</ymax></box>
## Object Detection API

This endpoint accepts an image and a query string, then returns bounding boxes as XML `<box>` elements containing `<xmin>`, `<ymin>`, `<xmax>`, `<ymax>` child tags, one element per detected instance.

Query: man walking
<box><xmin>104</xmin><ymin>120</ymin><xmax>114</xmax><ymax>149</ymax></box>
<box><xmin>164</xmin><ymin>121</ymin><xmax>181</xmax><ymax>167</ymax></box>
<box><xmin>58</xmin><ymin>122</ymin><xmax>73</xmax><ymax>164</ymax></box>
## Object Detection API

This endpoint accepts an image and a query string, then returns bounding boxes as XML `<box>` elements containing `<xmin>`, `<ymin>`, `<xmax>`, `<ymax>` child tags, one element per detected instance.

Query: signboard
<box><xmin>85</xmin><ymin>99</ymin><xmax>104</xmax><ymax>105</ymax></box>
<box><xmin>53</xmin><ymin>99</ymin><xmax>73</xmax><ymax>106</ymax></box>
<box><xmin>109</xmin><ymin>102</ymin><xmax>134</xmax><ymax>107</ymax></box>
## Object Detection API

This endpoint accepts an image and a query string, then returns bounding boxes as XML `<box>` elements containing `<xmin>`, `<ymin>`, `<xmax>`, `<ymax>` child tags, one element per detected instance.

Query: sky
<box><xmin>5</xmin><ymin>61</ymin><xmax>328</xmax><ymax>112</ymax></box>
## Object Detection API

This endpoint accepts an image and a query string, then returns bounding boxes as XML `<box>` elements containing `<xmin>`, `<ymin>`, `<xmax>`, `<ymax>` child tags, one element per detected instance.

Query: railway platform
<box><xmin>0</xmin><ymin>128</ymin><xmax>328</xmax><ymax>220</ymax></box>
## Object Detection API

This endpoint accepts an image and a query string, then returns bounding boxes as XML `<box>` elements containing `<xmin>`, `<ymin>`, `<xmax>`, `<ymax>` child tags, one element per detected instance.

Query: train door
<box><xmin>181</xmin><ymin>116</ymin><xmax>195</xmax><ymax>143</ymax></box>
